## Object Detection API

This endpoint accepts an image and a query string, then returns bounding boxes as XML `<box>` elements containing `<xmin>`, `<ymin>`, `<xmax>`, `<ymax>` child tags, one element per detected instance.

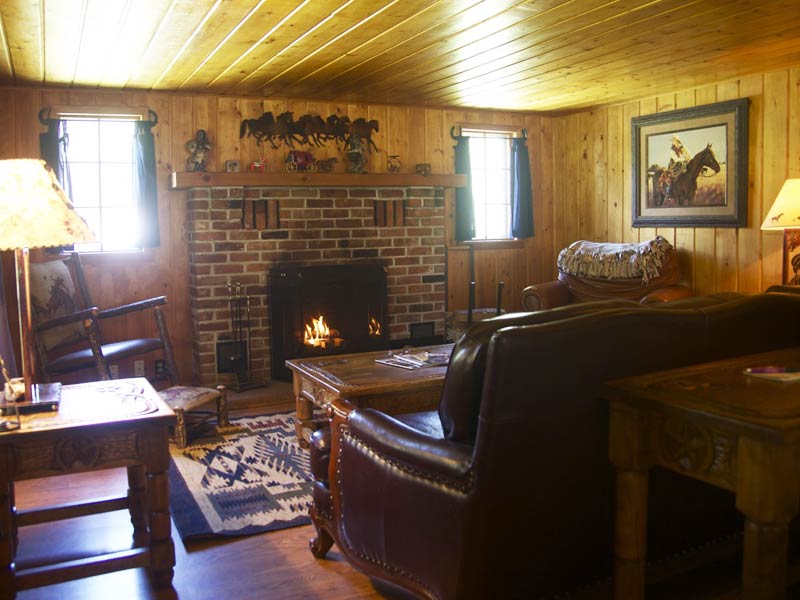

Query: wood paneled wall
<box><xmin>551</xmin><ymin>65</ymin><xmax>800</xmax><ymax>296</ymax></box>
<box><xmin>0</xmin><ymin>86</ymin><xmax>549</xmax><ymax>383</ymax></box>
<box><xmin>2</xmin><ymin>62</ymin><xmax>795</xmax><ymax>383</ymax></box>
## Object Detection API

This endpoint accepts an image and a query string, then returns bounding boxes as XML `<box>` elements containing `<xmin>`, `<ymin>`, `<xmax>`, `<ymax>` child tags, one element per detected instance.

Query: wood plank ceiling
<box><xmin>0</xmin><ymin>0</ymin><xmax>798</xmax><ymax>113</ymax></box>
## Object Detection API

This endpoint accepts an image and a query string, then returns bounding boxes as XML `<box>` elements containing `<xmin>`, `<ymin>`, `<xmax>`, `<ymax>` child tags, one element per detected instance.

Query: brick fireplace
<box><xmin>186</xmin><ymin>184</ymin><xmax>446</xmax><ymax>386</ymax></box>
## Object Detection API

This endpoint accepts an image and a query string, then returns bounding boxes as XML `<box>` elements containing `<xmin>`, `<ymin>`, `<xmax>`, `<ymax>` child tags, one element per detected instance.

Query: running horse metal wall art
<box><xmin>649</xmin><ymin>144</ymin><xmax>720</xmax><ymax>207</ymax></box>
<box><xmin>239</xmin><ymin>112</ymin><xmax>379</xmax><ymax>152</ymax></box>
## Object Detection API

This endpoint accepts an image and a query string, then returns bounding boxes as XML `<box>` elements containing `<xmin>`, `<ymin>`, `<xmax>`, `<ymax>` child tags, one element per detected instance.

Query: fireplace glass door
<box><xmin>269</xmin><ymin>262</ymin><xmax>388</xmax><ymax>380</ymax></box>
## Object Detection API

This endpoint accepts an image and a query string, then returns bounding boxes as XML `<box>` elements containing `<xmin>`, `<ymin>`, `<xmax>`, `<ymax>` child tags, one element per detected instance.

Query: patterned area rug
<box><xmin>168</xmin><ymin>411</ymin><xmax>313</xmax><ymax>539</ymax></box>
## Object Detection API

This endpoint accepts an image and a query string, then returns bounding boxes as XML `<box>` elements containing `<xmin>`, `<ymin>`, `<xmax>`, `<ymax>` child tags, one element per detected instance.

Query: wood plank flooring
<box><xmin>9</xmin><ymin>382</ymin><xmax>793</xmax><ymax>599</ymax></box>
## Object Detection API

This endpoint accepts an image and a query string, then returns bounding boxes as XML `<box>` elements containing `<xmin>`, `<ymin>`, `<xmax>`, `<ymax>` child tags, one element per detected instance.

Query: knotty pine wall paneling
<box><xmin>1</xmin><ymin>86</ymin><xmax>543</xmax><ymax>383</ymax></box>
<box><xmin>551</xmin><ymin>64</ymin><xmax>800</xmax><ymax>297</ymax></box>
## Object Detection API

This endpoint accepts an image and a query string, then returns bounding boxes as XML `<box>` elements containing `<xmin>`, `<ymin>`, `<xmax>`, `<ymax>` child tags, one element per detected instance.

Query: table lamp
<box><xmin>761</xmin><ymin>179</ymin><xmax>800</xmax><ymax>285</ymax></box>
<box><xmin>0</xmin><ymin>159</ymin><xmax>96</xmax><ymax>407</ymax></box>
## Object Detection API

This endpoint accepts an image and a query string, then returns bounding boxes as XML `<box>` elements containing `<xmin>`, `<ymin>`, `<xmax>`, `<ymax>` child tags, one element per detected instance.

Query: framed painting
<box><xmin>783</xmin><ymin>230</ymin><xmax>800</xmax><ymax>285</ymax></box>
<box><xmin>632</xmin><ymin>98</ymin><xmax>748</xmax><ymax>227</ymax></box>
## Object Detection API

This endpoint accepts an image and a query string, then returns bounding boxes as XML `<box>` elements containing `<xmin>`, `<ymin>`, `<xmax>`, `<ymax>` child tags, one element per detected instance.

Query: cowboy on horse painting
<box><xmin>648</xmin><ymin>128</ymin><xmax>723</xmax><ymax>208</ymax></box>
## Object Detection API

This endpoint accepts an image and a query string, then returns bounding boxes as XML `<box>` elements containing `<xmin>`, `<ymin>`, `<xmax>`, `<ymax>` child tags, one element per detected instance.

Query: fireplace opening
<box><xmin>269</xmin><ymin>262</ymin><xmax>389</xmax><ymax>380</ymax></box>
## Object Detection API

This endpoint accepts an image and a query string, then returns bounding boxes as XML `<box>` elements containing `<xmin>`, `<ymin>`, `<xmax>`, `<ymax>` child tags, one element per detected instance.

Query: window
<box><xmin>462</xmin><ymin>127</ymin><xmax>515</xmax><ymax>240</ymax></box>
<box><xmin>60</xmin><ymin>114</ymin><xmax>141</xmax><ymax>253</ymax></box>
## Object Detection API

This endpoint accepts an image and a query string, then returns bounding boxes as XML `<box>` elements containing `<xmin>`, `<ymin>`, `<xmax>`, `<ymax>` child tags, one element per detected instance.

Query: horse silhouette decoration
<box><xmin>239</xmin><ymin>112</ymin><xmax>377</xmax><ymax>151</ymax></box>
<box><xmin>650</xmin><ymin>144</ymin><xmax>721</xmax><ymax>207</ymax></box>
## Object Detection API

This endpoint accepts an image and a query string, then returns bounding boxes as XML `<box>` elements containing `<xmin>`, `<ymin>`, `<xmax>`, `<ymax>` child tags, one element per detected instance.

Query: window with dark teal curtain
<box><xmin>38</xmin><ymin>108</ymin><xmax>160</xmax><ymax>251</ymax></box>
<box><xmin>38</xmin><ymin>110</ymin><xmax>72</xmax><ymax>197</ymax></box>
<box><xmin>451</xmin><ymin>127</ymin><xmax>475</xmax><ymax>242</ymax></box>
<box><xmin>453</xmin><ymin>126</ymin><xmax>534</xmax><ymax>241</ymax></box>
<box><xmin>134</xmin><ymin>111</ymin><xmax>160</xmax><ymax>248</ymax></box>
<box><xmin>511</xmin><ymin>131</ymin><xmax>534</xmax><ymax>238</ymax></box>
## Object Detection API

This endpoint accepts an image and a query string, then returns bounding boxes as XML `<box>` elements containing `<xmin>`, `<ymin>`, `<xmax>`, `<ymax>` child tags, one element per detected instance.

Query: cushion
<box><xmin>557</xmin><ymin>236</ymin><xmax>674</xmax><ymax>283</ymax></box>
<box><xmin>159</xmin><ymin>385</ymin><xmax>220</xmax><ymax>411</ymax></box>
<box><xmin>29</xmin><ymin>259</ymin><xmax>86</xmax><ymax>350</ymax></box>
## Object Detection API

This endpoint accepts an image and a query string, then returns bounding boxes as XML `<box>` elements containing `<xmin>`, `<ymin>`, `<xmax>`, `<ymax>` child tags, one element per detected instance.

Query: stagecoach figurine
<box><xmin>186</xmin><ymin>129</ymin><xmax>211</xmax><ymax>172</ymax></box>
<box><xmin>285</xmin><ymin>150</ymin><xmax>317</xmax><ymax>173</ymax></box>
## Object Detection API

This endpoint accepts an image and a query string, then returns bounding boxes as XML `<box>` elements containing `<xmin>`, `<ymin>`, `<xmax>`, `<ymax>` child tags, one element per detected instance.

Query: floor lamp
<box><xmin>0</xmin><ymin>159</ymin><xmax>96</xmax><ymax>407</ymax></box>
<box><xmin>761</xmin><ymin>179</ymin><xmax>800</xmax><ymax>285</ymax></box>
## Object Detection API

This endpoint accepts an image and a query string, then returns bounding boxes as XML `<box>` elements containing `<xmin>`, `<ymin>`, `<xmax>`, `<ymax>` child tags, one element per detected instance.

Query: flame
<box><xmin>304</xmin><ymin>315</ymin><xmax>331</xmax><ymax>347</ymax></box>
<box><xmin>369</xmin><ymin>316</ymin><xmax>381</xmax><ymax>336</ymax></box>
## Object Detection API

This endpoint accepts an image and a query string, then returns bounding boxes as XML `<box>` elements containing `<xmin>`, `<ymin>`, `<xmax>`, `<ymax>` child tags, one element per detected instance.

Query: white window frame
<box><xmin>461</xmin><ymin>125</ymin><xmax>518</xmax><ymax>241</ymax></box>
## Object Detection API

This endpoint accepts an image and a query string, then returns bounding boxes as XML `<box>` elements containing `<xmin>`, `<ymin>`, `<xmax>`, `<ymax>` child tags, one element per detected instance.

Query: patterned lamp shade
<box><xmin>762</xmin><ymin>179</ymin><xmax>800</xmax><ymax>231</ymax></box>
<box><xmin>0</xmin><ymin>159</ymin><xmax>96</xmax><ymax>250</ymax></box>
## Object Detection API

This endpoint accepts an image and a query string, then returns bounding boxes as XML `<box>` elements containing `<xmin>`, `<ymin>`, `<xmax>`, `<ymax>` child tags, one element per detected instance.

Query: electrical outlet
<box><xmin>134</xmin><ymin>360</ymin><xmax>145</xmax><ymax>377</ymax></box>
<box><xmin>109</xmin><ymin>364</ymin><xmax>119</xmax><ymax>379</ymax></box>
<box><xmin>155</xmin><ymin>359</ymin><xmax>166</xmax><ymax>377</ymax></box>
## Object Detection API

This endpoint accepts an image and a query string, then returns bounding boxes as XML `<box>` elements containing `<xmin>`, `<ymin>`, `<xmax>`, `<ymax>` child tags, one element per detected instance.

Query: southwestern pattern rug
<box><xmin>168</xmin><ymin>411</ymin><xmax>313</xmax><ymax>539</ymax></box>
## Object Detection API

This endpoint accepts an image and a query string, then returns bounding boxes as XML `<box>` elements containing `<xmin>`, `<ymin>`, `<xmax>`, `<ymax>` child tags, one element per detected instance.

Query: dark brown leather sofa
<box><xmin>308</xmin><ymin>292</ymin><xmax>800</xmax><ymax>599</ymax></box>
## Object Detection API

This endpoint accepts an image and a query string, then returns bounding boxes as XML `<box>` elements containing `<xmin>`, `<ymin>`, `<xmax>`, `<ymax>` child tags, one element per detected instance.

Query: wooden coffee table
<box><xmin>286</xmin><ymin>344</ymin><xmax>452</xmax><ymax>446</ymax></box>
<box><xmin>0</xmin><ymin>378</ymin><xmax>176</xmax><ymax>599</ymax></box>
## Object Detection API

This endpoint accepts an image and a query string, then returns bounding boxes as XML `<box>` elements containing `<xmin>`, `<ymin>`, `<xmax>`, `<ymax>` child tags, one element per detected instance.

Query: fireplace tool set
<box><xmin>217</xmin><ymin>282</ymin><xmax>261</xmax><ymax>390</ymax></box>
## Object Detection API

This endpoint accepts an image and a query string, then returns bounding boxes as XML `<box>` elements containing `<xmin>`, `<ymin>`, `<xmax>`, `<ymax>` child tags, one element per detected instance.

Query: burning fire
<box><xmin>304</xmin><ymin>315</ymin><xmax>344</xmax><ymax>348</ymax></box>
<box><xmin>369</xmin><ymin>316</ymin><xmax>381</xmax><ymax>336</ymax></box>
<box><xmin>304</xmin><ymin>315</ymin><xmax>330</xmax><ymax>347</ymax></box>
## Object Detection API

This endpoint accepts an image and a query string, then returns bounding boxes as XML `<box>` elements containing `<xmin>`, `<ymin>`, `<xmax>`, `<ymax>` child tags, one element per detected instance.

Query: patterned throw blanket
<box><xmin>557</xmin><ymin>236</ymin><xmax>674</xmax><ymax>284</ymax></box>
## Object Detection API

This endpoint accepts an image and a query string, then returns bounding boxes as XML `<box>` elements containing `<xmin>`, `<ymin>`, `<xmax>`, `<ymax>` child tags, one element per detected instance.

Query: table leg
<box><xmin>144</xmin><ymin>430</ymin><xmax>175</xmax><ymax>587</ymax></box>
<box><xmin>736</xmin><ymin>437</ymin><xmax>800</xmax><ymax>600</ymax></box>
<box><xmin>295</xmin><ymin>394</ymin><xmax>314</xmax><ymax>449</ymax></box>
<box><xmin>127</xmin><ymin>464</ymin><xmax>148</xmax><ymax>546</ymax></box>
<box><xmin>741</xmin><ymin>519</ymin><xmax>788</xmax><ymax>599</ymax></box>
<box><xmin>0</xmin><ymin>480</ymin><xmax>15</xmax><ymax>600</ymax></box>
<box><xmin>613</xmin><ymin>467</ymin><xmax>649</xmax><ymax>600</ymax></box>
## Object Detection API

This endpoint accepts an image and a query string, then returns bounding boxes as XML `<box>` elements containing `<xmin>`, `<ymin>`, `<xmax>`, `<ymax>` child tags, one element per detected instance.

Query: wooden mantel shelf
<box><xmin>170</xmin><ymin>171</ymin><xmax>466</xmax><ymax>190</ymax></box>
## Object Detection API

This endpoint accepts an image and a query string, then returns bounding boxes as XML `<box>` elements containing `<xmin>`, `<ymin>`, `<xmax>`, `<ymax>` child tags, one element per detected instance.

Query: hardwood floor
<box><xmin>10</xmin><ymin>382</ymin><xmax>798</xmax><ymax>599</ymax></box>
<box><xmin>13</xmin><ymin>382</ymin><xmax>412</xmax><ymax>600</ymax></box>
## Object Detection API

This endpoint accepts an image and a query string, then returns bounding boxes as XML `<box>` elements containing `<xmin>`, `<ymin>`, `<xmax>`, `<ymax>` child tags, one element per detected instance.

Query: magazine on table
<box><xmin>742</xmin><ymin>366</ymin><xmax>800</xmax><ymax>383</ymax></box>
<box><xmin>375</xmin><ymin>350</ymin><xmax>451</xmax><ymax>370</ymax></box>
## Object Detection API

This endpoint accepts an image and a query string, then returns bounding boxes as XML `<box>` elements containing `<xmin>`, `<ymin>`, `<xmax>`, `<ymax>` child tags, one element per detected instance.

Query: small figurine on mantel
<box><xmin>186</xmin><ymin>129</ymin><xmax>212</xmax><ymax>172</ymax></box>
<box><xmin>346</xmin><ymin>136</ymin><xmax>367</xmax><ymax>173</ymax></box>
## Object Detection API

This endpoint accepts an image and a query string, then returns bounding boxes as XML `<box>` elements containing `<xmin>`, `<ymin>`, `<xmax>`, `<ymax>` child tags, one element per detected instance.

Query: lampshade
<box><xmin>761</xmin><ymin>179</ymin><xmax>800</xmax><ymax>231</ymax></box>
<box><xmin>0</xmin><ymin>159</ymin><xmax>96</xmax><ymax>249</ymax></box>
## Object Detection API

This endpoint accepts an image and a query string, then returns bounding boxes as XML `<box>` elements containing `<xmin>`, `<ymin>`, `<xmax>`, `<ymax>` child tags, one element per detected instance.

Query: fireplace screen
<box><xmin>269</xmin><ymin>262</ymin><xmax>388</xmax><ymax>380</ymax></box>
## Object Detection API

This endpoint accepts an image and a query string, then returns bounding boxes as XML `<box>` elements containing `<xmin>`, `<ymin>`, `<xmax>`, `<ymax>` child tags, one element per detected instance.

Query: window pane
<box><xmin>100</xmin><ymin>163</ymin><xmax>133</xmax><ymax>206</ymax></box>
<box><xmin>69</xmin><ymin>163</ymin><xmax>100</xmax><ymax>207</ymax></box>
<box><xmin>99</xmin><ymin>120</ymin><xmax>135</xmax><ymax>163</ymax></box>
<box><xmin>467</xmin><ymin>132</ymin><xmax>513</xmax><ymax>240</ymax></box>
<box><xmin>65</xmin><ymin>120</ymin><xmax>99</xmax><ymax>162</ymax></box>
<box><xmin>75</xmin><ymin>207</ymin><xmax>101</xmax><ymax>253</ymax></box>
<box><xmin>64</xmin><ymin>116</ymin><xmax>139</xmax><ymax>252</ymax></box>
<box><xmin>99</xmin><ymin>207</ymin><xmax>138</xmax><ymax>251</ymax></box>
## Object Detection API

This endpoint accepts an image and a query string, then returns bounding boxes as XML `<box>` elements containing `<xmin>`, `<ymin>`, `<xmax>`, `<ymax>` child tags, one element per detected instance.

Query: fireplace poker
<box><xmin>496</xmin><ymin>281</ymin><xmax>505</xmax><ymax>315</ymax></box>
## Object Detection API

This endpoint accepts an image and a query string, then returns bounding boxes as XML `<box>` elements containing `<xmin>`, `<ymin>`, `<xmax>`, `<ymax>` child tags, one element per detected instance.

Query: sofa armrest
<box><xmin>641</xmin><ymin>284</ymin><xmax>692</xmax><ymax>304</ymax></box>
<box><xmin>521</xmin><ymin>280</ymin><xmax>572</xmax><ymax>311</ymax></box>
<box><xmin>348</xmin><ymin>409</ymin><xmax>472</xmax><ymax>480</ymax></box>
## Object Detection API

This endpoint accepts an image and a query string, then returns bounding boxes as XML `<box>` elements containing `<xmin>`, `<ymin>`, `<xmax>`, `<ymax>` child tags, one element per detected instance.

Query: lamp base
<box><xmin>782</xmin><ymin>229</ymin><xmax>800</xmax><ymax>285</ymax></box>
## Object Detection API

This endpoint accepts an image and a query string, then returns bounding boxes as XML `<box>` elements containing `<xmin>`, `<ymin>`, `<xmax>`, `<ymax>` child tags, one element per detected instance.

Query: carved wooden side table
<box><xmin>286</xmin><ymin>344</ymin><xmax>452</xmax><ymax>447</ymax></box>
<box><xmin>0</xmin><ymin>378</ymin><xmax>176</xmax><ymax>599</ymax></box>
<box><xmin>603</xmin><ymin>347</ymin><xmax>800</xmax><ymax>600</ymax></box>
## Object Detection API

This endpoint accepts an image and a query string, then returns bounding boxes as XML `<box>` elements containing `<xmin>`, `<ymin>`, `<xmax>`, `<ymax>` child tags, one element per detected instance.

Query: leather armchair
<box><xmin>308</xmin><ymin>292</ymin><xmax>800</xmax><ymax>599</ymax></box>
<box><xmin>522</xmin><ymin>236</ymin><xmax>691</xmax><ymax>311</ymax></box>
